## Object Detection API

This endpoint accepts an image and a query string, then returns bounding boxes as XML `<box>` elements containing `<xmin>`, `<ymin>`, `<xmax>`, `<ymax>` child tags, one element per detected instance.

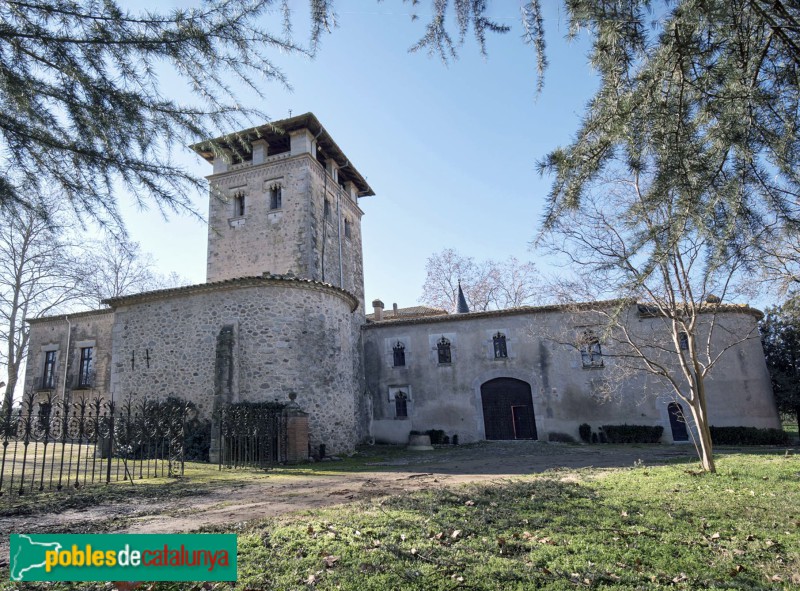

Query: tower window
<box><xmin>395</xmin><ymin>391</ymin><xmax>408</xmax><ymax>418</ymax></box>
<box><xmin>269</xmin><ymin>186</ymin><xmax>282</xmax><ymax>210</ymax></box>
<box><xmin>393</xmin><ymin>341</ymin><xmax>406</xmax><ymax>367</ymax></box>
<box><xmin>41</xmin><ymin>350</ymin><xmax>56</xmax><ymax>389</ymax></box>
<box><xmin>579</xmin><ymin>331</ymin><xmax>603</xmax><ymax>368</ymax></box>
<box><xmin>233</xmin><ymin>192</ymin><xmax>245</xmax><ymax>217</ymax></box>
<box><xmin>437</xmin><ymin>336</ymin><xmax>451</xmax><ymax>364</ymax></box>
<box><xmin>493</xmin><ymin>332</ymin><xmax>508</xmax><ymax>359</ymax></box>
<box><xmin>679</xmin><ymin>332</ymin><xmax>689</xmax><ymax>351</ymax></box>
<box><xmin>344</xmin><ymin>219</ymin><xmax>352</xmax><ymax>239</ymax></box>
<box><xmin>78</xmin><ymin>346</ymin><xmax>94</xmax><ymax>387</ymax></box>
<box><xmin>324</xmin><ymin>198</ymin><xmax>331</xmax><ymax>221</ymax></box>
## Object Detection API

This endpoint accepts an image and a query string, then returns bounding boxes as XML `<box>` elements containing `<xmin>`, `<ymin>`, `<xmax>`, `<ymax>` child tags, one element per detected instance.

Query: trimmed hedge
<box><xmin>709</xmin><ymin>426</ymin><xmax>791</xmax><ymax>445</ymax></box>
<box><xmin>601</xmin><ymin>424</ymin><xmax>663</xmax><ymax>444</ymax></box>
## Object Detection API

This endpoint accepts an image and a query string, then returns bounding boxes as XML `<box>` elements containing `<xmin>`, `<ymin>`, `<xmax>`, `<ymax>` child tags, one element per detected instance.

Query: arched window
<box><xmin>344</xmin><ymin>219</ymin><xmax>352</xmax><ymax>239</ymax></box>
<box><xmin>393</xmin><ymin>341</ymin><xmax>406</xmax><ymax>367</ymax></box>
<box><xmin>395</xmin><ymin>391</ymin><xmax>408</xmax><ymax>418</ymax></box>
<box><xmin>579</xmin><ymin>330</ymin><xmax>603</xmax><ymax>368</ymax></box>
<box><xmin>269</xmin><ymin>185</ymin><xmax>282</xmax><ymax>210</ymax></box>
<box><xmin>493</xmin><ymin>332</ymin><xmax>508</xmax><ymax>358</ymax></box>
<box><xmin>437</xmin><ymin>336</ymin><xmax>451</xmax><ymax>364</ymax></box>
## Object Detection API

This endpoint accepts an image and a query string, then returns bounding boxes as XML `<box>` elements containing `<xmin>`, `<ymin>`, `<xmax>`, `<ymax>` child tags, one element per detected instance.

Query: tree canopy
<box><xmin>0</xmin><ymin>0</ymin><xmax>322</xmax><ymax>228</ymax></box>
<box><xmin>761</xmin><ymin>298</ymin><xmax>800</xmax><ymax>432</ymax></box>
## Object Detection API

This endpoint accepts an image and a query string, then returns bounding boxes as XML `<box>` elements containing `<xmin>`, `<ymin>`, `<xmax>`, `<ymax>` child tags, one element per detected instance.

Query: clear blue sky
<box><xmin>120</xmin><ymin>2</ymin><xmax>599</xmax><ymax>308</ymax></box>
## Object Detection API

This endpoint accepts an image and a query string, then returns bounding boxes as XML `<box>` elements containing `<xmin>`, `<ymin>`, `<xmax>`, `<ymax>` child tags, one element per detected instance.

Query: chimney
<box><xmin>372</xmin><ymin>299</ymin><xmax>384</xmax><ymax>321</ymax></box>
<box><xmin>393</xmin><ymin>303</ymin><xmax>398</xmax><ymax>316</ymax></box>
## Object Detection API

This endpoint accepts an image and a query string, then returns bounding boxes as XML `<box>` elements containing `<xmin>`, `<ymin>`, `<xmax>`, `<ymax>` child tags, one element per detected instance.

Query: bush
<box><xmin>709</xmin><ymin>426</ymin><xmax>791</xmax><ymax>445</ymax></box>
<box><xmin>548</xmin><ymin>432</ymin><xmax>576</xmax><ymax>443</ymax></box>
<box><xmin>578</xmin><ymin>423</ymin><xmax>592</xmax><ymax>443</ymax></box>
<box><xmin>601</xmin><ymin>425</ymin><xmax>663</xmax><ymax>444</ymax></box>
<box><xmin>452</xmin><ymin>434</ymin><xmax>459</xmax><ymax>445</ymax></box>
<box><xmin>426</xmin><ymin>429</ymin><xmax>447</xmax><ymax>445</ymax></box>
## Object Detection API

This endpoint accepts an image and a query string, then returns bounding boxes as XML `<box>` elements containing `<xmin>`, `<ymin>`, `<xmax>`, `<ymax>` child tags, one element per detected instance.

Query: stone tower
<box><xmin>193</xmin><ymin>113</ymin><xmax>374</xmax><ymax>313</ymax></box>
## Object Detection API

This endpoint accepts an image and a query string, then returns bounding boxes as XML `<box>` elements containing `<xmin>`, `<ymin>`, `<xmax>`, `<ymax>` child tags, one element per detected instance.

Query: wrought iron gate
<box><xmin>0</xmin><ymin>391</ymin><xmax>194</xmax><ymax>498</ymax></box>
<box><xmin>217</xmin><ymin>402</ymin><xmax>287</xmax><ymax>469</ymax></box>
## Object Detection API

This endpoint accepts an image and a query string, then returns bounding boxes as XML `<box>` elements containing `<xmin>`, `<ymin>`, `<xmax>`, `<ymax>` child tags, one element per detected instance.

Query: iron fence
<box><xmin>0</xmin><ymin>391</ymin><xmax>195</xmax><ymax>498</ymax></box>
<box><xmin>217</xmin><ymin>402</ymin><xmax>287</xmax><ymax>469</ymax></box>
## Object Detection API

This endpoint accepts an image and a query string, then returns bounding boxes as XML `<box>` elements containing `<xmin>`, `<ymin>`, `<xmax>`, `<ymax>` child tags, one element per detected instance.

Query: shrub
<box><xmin>709</xmin><ymin>426</ymin><xmax>791</xmax><ymax>445</ymax></box>
<box><xmin>591</xmin><ymin>432</ymin><xmax>598</xmax><ymax>444</ymax></box>
<box><xmin>578</xmin><ymin>423</ymin><xmax>592</xmax><ymax>443</ymax></box>
<box><xmin>452</xmin><ymin>434</ymin><xmax>459</xmax><ymax>445</ymax></box>
<box><xmin>548</xmin><ymin>432</ymin><xmax>576</xmax><ymax>443</ymax></box>
<box><xmin>601</xmin><ymin>425</ymin><xmax>663</xmax><ymax>444</ymax></box>
<box><xmin>426</xmin><ymin>429</ymin><xmax>447</xmax><ymax>445</ymax></box>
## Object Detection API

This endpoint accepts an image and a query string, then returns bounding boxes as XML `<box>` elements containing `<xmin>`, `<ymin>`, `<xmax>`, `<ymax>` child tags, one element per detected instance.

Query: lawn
<box><xmin>2</xmin><ymin>450</ymin><xmax>798</xmax><ymax>590</ymax></box>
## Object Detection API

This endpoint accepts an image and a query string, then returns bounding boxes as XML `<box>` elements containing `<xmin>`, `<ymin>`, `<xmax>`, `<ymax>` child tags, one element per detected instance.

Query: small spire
<box><xmin>456</xmin><ymin>280</ymin><xmax>469</xmax><ymax>314</ymax></box>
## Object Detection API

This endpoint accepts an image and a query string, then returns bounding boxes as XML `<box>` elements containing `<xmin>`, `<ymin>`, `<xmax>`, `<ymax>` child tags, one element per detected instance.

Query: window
<box><xmin>233</xmin><ymin>192</ymin><xmax>245</xmax><ymax>217</ymax></box>
<box><xmin>78</xmin><ymin>346</ymin><xmax>94</xmax><ymax>388</ymax></box>
<box><xmin>395</xmin><ymin>391</ymin><xmax>408</xmax><ymax>418</ymax></box>
<box><xmin>344</xmin><ymin>219</ymin><xmax>351</xmax><ymax>239</ymax></box>
<box><xmin>493</xmin><ymin>332</ymin><xmax>508</xmax><ymax>359</ymax></box>
<box><xmin>437</xmin><ymin>336</ymin><xmax>451</xmax><ymax>364</ymax></box>
<box><xmin>393</xmin><ymin>341</ymin><xmax>406</xmax><ymax>367</ymax></box>
<box><xmin>38</xmin><ymin>401</ymin><xmax>52</xmax><ymax>424</ymax></box>
<box><xmin>42</xmin><ymin>350</ymin><xmax>56</xmax><ymax>389</ymax></box>
<box><xmin>269</xmin><ymin>185</ymin><xmax>282</xmax><ymax>210</ymax></box>
<box><xmin>579</xmin><ymin>331</ymin><xmax>603</xmax><ymax>368</ymax></box>
<box><xmin>324</xmin><ymin>198</ymin><xmax>331</xmax><ymax>221</ymax></box>
<box><xmin>679</xmin><ymin>332</ymin><xmax>689</xmax><ymax>351</ymax></box>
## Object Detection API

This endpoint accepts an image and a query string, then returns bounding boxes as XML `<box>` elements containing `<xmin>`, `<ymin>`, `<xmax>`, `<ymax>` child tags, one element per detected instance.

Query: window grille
<box><xmin>493</xmin><ymin>332</ymin><xmax>508</xmax><ymax>358</ymax></box>
<box><xmin>393</xmin><ymin>341</ymin><xmax>406</xmax><ymax>367</ymax></box>
<box><xmin>437</xmin><ymin>336</ymin><xmax>452</xmax><ymax>364</ymax></box>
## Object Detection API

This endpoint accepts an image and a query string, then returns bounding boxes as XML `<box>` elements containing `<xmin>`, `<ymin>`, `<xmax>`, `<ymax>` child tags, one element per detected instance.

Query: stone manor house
<box><xmin>23</xmin><ymin>113</ymin><xmax>781</xmax><ymax>455</ymax></box>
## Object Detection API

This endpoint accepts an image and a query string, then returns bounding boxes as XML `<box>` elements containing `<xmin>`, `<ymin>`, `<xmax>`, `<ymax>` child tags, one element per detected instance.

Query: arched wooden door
<box><xmin>668</xmin><ymin>402</ymin><xmax>689</xmax><ymax>441</ymax></box>
<box><xmin>480</xmin><ymin>378</ymin><xmax>537</xmax><ymax>440</ymax></box>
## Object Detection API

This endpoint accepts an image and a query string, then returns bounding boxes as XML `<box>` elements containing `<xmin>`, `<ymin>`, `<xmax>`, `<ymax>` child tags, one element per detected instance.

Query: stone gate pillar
<box><xmin>284</xmin><ymin>402</ymin><xmax>309</xmax><ymax>464</ymax></box>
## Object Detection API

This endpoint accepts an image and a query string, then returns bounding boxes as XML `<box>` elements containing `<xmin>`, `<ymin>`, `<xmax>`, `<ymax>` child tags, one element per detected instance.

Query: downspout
<box><xmin>61</xmin><ymin>316</ymin><xmax>71</xmax><ymax>403</ymax></box>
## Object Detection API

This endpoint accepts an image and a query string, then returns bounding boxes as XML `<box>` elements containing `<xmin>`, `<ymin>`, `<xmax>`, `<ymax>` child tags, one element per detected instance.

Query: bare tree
<box><xmin>81</xmin><ymin>235</ymin><xmax>189</xmax><ymax>306</ymax></box>
<box><xmin>0</xmin><ymin>203</ymin><xmax>83</xmax><ymax>417</ymax></box>
<box><xmin>420</xmin><ymin>249</ymin><xmax>542</xmax><ymax>312</ymax></box>
<box><xmin>541</xmin><ymin>174</ymin><xmax>764</xmax><ymax>473</ymax></box>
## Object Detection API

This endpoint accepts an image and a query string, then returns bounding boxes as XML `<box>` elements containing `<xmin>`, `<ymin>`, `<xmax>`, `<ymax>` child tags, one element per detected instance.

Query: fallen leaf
<box><xmin>307</xmin><ymin>525</ymin><xmax>315</xmax><ymax>535</ymax></box>
<box><xmin>464</xmin><ymin>500</ymin><xmax>475</xmax><ymax>506</ymax></box>
<box><xmin>400</xmin><ymin>534</ymin><xmax>406</xmax><ymax>541</ymax></box>
<box><xmin>323</xmin><ymin>555</ymin><xmax>339</xmax><ymax>568</ymax></box>
<box><xmin>451</xmin><ymin>530</ymin><xmax>462</xmax><ymax>539</ymax></box>
<box><xmin>672</xmin><ymin>573</ymin><xmax>688</xmax><ymax>583</ymax></box>
<box><xmin>770</xmin><ymin>574</ymin><xmax>783</xmax><ymax>582</ymax></box>
<box><xmin>730</xmin><ymin>565</ymin><xmax>745</xmax><ymax>576</ymax></box>
<box><xmin>305</xmin><ymin>574</ymin><xmax>317</xmax><ymax>585</ymax></box>
<box><xmin>522</xmin><ymin>531</ymin><xmax>533</xmax><ymax>539</ymax></box>
<box><xmin>620</xmin><ymin>510</ymin><xmax>628</xmax><ymax>517</ymax></box>
<box><xmin>410</xmin><ymin>548</ymin><xmax>417</xmax><ymax>555</ymax></box>
<box><xmin>791</xmin><ymin>573</ymin><xmax>800</xmax><ymax>584</ymax></box>
<box><xmin>372</xmin><ymin>539</ymin><xmax>382</xmax><ymax>547</ymax></box>
<box><xmin>497</xmin><ymin>536</ymin><xmax>506</xmax><ymax>547</ymax></box>
<box><xmin>710</xmin><ymin>532</ymin><xmax>721</xmax><ymax>540</ymax></box>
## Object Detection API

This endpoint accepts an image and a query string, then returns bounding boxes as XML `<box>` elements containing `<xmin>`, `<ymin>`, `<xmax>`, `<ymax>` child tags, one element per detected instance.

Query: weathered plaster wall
<box><xmin>362</xmin><ymin>305</ymin><xmax>779</xmax><ymax>444</ymax></box>
<box><xmin>110</xmin><ymin>278</ymin><xmax>360</xmax><ymax>454</ymax></box>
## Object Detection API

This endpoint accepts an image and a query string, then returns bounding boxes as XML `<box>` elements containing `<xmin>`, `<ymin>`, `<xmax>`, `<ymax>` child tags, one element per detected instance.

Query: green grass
<box><xmin>3</xmin><ymin>451</ymin><xmax>798</xmax><ymax>590</ymax></box>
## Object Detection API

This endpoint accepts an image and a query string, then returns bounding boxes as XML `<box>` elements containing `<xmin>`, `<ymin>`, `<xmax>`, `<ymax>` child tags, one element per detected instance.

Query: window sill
<box><xmin>437</xmin><ymin>362</ymin><xmax>452</xmax><ymax>367</ymax></box>
<box><xmin>581</xmin><ymin>364</ymin><xmax>605</xmax><ymax>370</ymax></box>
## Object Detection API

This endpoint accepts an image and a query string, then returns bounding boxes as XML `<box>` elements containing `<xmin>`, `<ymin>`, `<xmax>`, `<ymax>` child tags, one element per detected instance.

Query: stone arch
<box><xmin>472</xmin><ymin>369</ymin><xmax>540</xmax><ymax>441</ymax></box>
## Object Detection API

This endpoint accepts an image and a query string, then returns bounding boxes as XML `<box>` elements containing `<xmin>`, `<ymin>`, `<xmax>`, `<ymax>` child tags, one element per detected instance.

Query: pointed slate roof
<box><xmin>456</xmin><ymin>281</ymin><xmax>470</xmax><ymax>314</ymax></box>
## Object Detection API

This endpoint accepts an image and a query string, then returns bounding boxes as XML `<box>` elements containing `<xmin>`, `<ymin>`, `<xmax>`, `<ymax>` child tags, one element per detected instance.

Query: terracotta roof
<box><xmin>366</xmin><ymin>305</ymin><xmax>449</xmax><ymax>322</ymax></box>
<box><xmin>362</xmin><ymin>299</ymin><xmax>764</xmax><ymax>328</ymax></box>
<box><xmin>100</xmin><ymin>273</ymin><xmax>359</xmax><ymax>312</ymax></box>
<box><xmin>27</xmin><ymin>307</ymin><xmax>114</xmax><ymax>325</ymax></box>
<box><xmin>190</xmin><ymin>112</ymin><xmax>374</xmax><ymax>197</ymax></box>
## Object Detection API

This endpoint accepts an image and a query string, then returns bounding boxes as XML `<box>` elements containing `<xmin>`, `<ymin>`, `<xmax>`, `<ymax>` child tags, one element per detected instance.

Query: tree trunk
<box><xmin>689</xmin><ymin>379</ymin><xmax>716</xmax><ymax>473</ymax></box>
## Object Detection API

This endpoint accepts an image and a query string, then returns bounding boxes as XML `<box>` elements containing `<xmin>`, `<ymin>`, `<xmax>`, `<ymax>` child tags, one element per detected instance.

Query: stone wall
<box><xmin>109</xmin><ymin>276</ymin><xmax>361</xmax><ymax>454</ymax></box>
<box><xmin>24</xmin><ymin>309</ymin><xmax>115</xmax><ymax>402</ymax></box>
<box><xmin>205</xmin><ymin>152</ymin><xmax>366</xmax><ymax>313</ymax></box>
<box><xmin>362</xmin><ymin>304</ymin><xmax>780</xmax><ymax>444</ymax></box>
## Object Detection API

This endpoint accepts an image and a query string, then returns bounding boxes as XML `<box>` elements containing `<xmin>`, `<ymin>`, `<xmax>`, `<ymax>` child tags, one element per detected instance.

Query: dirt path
<box><xmin>1</xmin><ymin>442</ymin><xmax>698</xmax><ymax>549</ymax></box>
